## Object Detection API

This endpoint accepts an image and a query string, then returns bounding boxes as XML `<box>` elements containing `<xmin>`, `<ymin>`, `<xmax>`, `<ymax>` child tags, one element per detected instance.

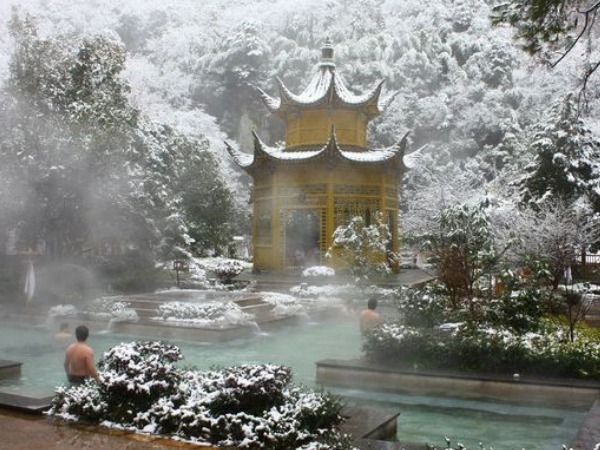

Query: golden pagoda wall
<box><xmin>251</xmin><ymin>163</ymin><xmax>399</xmax><ymax>270</ymax></box>
<box><xmin>285</xmin><ymin>109</ymin><xmax>367</xmax><ymax>147</ymax></box>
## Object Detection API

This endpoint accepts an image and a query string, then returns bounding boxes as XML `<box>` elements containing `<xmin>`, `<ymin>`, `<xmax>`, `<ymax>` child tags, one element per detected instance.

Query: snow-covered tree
<box><xmin>424</xmin><ymin>198</ymin><xmax>505</xmax><ymax>306</ymax></box>
<box><xmin>328</xmin><ymin>212</ymin><xmax>391</xmax><ymax>284</ymax></box>
<box><xmin>520</xmin><ymin>93</ymin><xmax>600</xmax><ymax>212</ymax></box>
<box><xmin>511</xmin><ymin>199</ymin><xmax>600</xmax><ymax>288</ymax></box>
<box><xmin>0</xmin><ymin>15</ymin><xmax>232</xmax><ymax>262</ymax></box>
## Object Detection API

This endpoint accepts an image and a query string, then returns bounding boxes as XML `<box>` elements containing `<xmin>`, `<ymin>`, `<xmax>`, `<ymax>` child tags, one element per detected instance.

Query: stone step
<box><xmin>238</xmin><ymin>303</ymin><xmax>275</xmax><ymax>321</ymax></box>
<box><xmin>234</xmin><ymin>295</ymin><xmax>265</xmax><ymax>307</ymax></box>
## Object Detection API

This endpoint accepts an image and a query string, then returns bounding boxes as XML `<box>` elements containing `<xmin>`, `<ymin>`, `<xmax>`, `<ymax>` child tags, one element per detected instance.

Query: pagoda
<box><xmin>226</xmin><ymin>42</ymin><xmax>409</xmax><ymax>271</ymax></box>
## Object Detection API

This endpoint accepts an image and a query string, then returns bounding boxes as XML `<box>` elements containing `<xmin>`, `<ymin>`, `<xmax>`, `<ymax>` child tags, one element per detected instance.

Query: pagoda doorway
<box><xmin>284</xmin><ymin>209</ymin><xmax>321</xmax><ymax>268</ymax></box>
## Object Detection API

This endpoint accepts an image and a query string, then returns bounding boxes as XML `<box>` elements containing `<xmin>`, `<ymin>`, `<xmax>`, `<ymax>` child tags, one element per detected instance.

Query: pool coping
<box><xmin>0</xmin><ymin>395</ymin><xmax>401</xmax><ymax>450</ymax></box>
<box><xmin>0</xmin><ymin>391</ymin><xmax>53</xmax><ymax>414</ymax></box>
<box><xmin>316</xmin><ymin>358</ymin><xmax>600</xmax><ymax>448</ymax></box>
<box><xmin>0</xmin><ymin>359</ymin><xmax>22</xmax><ymax>381</ymax></box>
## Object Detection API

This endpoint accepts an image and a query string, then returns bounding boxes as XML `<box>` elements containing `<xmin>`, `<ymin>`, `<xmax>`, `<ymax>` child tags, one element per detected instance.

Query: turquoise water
<box><xmin>334</xmin><ymin>388</ymin><xmax>586</xmax><ymax>450</ymax></box>
<box><xmin>0</xmin><ymin>317</ymin><xmax>588</xmax><ymax>449</ymax></box>
<box><xmin>0</xmin><ymin>316</ymin><xmax>362</xmax><ymax>395</ymax></box>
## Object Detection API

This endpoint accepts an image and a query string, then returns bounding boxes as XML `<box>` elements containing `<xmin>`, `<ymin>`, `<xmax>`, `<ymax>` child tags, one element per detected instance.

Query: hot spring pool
<box><xmin>0</xmin><ymin>317</ymin><xmax>589</xmax><ymax>449</ymax></box>
<box><xmin>0</xmin><ymin>316</ymin><xmax>362</xmax><ymax>396</ymax></box>
<box><xmin>334</xmin><ymin>387</ymin><xmax>586</xmax><ymax>449</ymax></box>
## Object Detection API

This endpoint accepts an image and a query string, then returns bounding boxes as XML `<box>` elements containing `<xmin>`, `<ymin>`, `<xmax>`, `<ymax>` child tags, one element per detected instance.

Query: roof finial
<box><xmin>320</xmin><ymin>38</ymin><xmax>335</xmax><ymax>69</ymax></box>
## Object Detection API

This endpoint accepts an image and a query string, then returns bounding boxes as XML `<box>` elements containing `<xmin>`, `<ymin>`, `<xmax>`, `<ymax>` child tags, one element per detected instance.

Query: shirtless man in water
<box><xmin>64</xmin><ymin>325</ymin><xmax>100</xmax><ymax>385</ymax></box>
<box><xmin>359</xmin><ymin>297</ymin><xmax>381</xmax><ymax>333</ymax></box>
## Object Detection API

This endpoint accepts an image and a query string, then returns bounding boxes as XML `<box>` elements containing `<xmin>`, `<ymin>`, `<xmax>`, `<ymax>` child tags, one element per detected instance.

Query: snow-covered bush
<box><xmin>48</xmin><ymin>343</ymin><xmax>354</xmax><ymax>450</ymax></box>
<box><xmin>102</xmin><ymin>341</ymin><xmax>182</xmax><ymax>423</ymax></box>
<box><xmin>393</xmin><ymin>285</ymin><xmax>449</xmax><ymax>328</ymax></box>
<box><xmin>152</xmin><ymin>300</ymin><xmax>255</xmax><ymax>328</ymax></box>
<box><xmin>363</xmin><ymin>319</ymin><xmax>600</xmax><ymax>379</ymax></box>
<box><xmin>261</xmin><ymin>292</ymin><xmax>305</xmax><ymax>317</ymax></box>
<box><xmin>213</xmin><ymin>260</ymin><xmax>244</xmax><ymax>284</ymax></box>
<box><xmin>50</xmin><ymin>382</ymin><xmax>107</xmax><ymax>423</ymax></box>
<box><xmin>109</xmin><ymin>307</ymin><xmax>139</xmax><ymax>323</ymax></box>
<box><xmin>48</xmin><ymin>304</ymin><xmax>78</xmax><ymax>317</ymax></box>
<box><xmin>327</xmin><ymin>213</ymin><xmax>392</xmax><ymax>284</ymax></box>
<box><xmin>82</xmin><ymin>297</ymin><xmax>136</xmax><ymax>320</ymax></box>
<box><xmin>302</xmin><ymin>266</ymin><xmax>335</xmax><ymax>278</ymax></box>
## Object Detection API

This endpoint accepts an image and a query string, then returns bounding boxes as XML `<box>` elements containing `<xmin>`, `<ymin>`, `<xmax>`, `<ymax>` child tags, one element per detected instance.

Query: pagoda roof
<box><xmin>258</xmin><ymin>42</ymin><xmax>385</xmax><ymax>120</ymax></box>
<box><xmin>225</xmin><ymin>128</ymin><xmax>410</xmax><ymax>176</ymax></box>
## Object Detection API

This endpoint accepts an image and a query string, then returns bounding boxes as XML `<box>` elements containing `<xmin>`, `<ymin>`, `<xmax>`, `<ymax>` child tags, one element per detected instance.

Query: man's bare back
<box><xmin>64</xmin><ymin>325</ymin><xmax>100</xmax><ymax>383</ymax></box>
<box><xmin>359</xmin><ymin>297</ymin><xmax>381</xmax><ymax>333</ymax></box>
<box><xmin>359</xmin><ymin>309</ymin><xmax>381</xmax><ymax>332</ymax></box>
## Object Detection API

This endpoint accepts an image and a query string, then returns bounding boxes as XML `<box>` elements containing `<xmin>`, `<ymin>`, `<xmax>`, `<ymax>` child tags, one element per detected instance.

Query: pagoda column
<box><xmin>326</xmin><ymin>170</ymin><xmax>335</xmax><ymax>252</ymax></box>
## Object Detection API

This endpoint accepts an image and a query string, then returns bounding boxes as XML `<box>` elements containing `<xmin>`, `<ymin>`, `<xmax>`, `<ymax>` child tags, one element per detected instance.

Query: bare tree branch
<box><xmin>550</xmin><ymin>5</ymin><xmax>593</xmax><ymax>68</ymax></box>
<box><xmin>578</xmin><ymin>59</ymin><xmax>600</xmax><ymax>110</ymax></box>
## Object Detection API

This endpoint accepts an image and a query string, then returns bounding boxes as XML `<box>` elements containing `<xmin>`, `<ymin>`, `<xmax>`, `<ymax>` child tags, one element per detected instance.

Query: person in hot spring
<box><xmin>54</xmin><ymin>322</ymin><xmax>72</xmax><ymax>347</ymax></box>
<box><xmin>64</xmin><ymin>325</ymin><xmax>100</xmax><ymax>385</ymax></box>
<box><xmin>359</xmin><ymin>297</ymin><xmax>381</xmax><ymax>333</ymax></box>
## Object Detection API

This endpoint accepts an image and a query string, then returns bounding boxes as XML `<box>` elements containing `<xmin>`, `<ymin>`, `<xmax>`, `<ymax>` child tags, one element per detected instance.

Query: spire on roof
<box><xmin>320</xmin><ymin>38</ymin><xmax>335</xmax><ymax>69</ymax></box>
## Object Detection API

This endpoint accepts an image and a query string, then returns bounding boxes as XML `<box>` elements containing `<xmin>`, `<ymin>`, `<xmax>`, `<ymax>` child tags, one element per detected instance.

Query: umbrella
<box><xmin>24</xmin><ymin>260</ymin><xmax>36</xmax><ymax>305</ymax></box>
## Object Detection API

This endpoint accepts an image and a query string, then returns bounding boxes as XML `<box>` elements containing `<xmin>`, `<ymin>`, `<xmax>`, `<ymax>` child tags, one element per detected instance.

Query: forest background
<box><xmin>0</xmin><ymin>0</ymin><xmax>598</xmax><ymax>293</ymax></box>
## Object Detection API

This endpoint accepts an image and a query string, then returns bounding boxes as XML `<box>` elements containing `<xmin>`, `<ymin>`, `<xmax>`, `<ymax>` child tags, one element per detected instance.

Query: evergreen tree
<box><xmin>520</xmin><ymin>93</ymin><xmax>600</xmax><ymax>211</ymax></box>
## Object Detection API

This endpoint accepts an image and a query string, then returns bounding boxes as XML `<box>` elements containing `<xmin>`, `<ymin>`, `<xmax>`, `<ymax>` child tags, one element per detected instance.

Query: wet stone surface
<box><xmin>0</xmin><ymin>409</ymin><xmax>216</xmax><ymax>450</ymax></box>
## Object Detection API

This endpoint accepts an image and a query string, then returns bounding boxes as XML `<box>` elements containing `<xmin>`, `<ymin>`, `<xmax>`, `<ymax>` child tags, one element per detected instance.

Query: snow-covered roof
<box><xmin>258</xmin><ymin>42</ymin><xmax>386</xmax><ymax>119</ymax></box>
<box><xmin>225</xmin><ymin>128</ymin><xmax>410</xmax><ymax>176</ymax></box>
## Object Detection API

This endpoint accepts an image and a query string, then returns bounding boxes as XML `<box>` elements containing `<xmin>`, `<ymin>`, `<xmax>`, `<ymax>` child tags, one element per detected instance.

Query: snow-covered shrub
<box><xmin>83</xmin><ymin>296</ymin><xmax>134</xmax><ymax>320</ymax></box>
<box><xmin>49</xmin><ymin>382</ymin><xmax>107</xmax><ymax>422</ymax></box>
<box><xmin>185</xmin><ymin>258</ymin><xmax>208</xmax><ymax>284</ymax></box>
<box><xmin>422</xmin><ymin>199</ymin><xmax>499</xmax><ymax>309</ymax></box>
<box><xmin>327</xmin><ymin>213</ymin><xmax>392</xmax><ymax>284</ymax></box>
<box><xmin>362</xmin><ymin>324</ymin><xmax>433</xmax><ymax>364</ymax></box>
<box><xmin>48</xmin><ymin>304</ymin><xmax>78</xmax><ymax>317</ymax></box>
<box><xmin>173</xmin><ymin>365</ymin><xmax>350</xmax><ymax>450</ymax></box>
<box><xmin>97</xmin><ymin>341</ymin><xmax>183</xmax><ymax>423</ymax></box>
<box><xmin>393</xmin><ymin>285</ymin><xmax>448</xmax><ymax>328</ymax></box>
<box><xmin>289</xmin><ymin>283</ymin><xmax>353</xmax><ymax>301</ymax></box>
<box><xmin>481</xmin><ymin>287</ymin><xmax>548</xmax><ymax>334</ymax></box>
<box><xmin>213</xmin><ymin>260</ymin><xmax>244</xmax><ymax>284</ymax></box>
<box><xmin>109</xmin><ymin>307</ymin><xmax>139</xmax><ymax>323</ymax></box>
<box><xmin>363</xmin><ymin>319</ymin><xmax>600</xmax><ymax>379</ymax></box>
<box><xmin>199</xmin><ymin>364</ymin><xmax>292</xmax><ymax>416</ymax></box>
<box><xmin>302</xmin><ymin>266</ymin><xmax>335</xmax><ymax>278</ymax></box>
<box><xmin>47</xmin><ymin>342</ymin><xmax>354</xmax><ymax>450</ymax></box>
<box><xmin>152</xmin><ymin>301</ymin><xmax>255</xmax><ymax>327</ymax></box>
<box><xmin>261</xmin><ymin>292</ymin><xmax>305</xmax><ymax>317</ymax></box>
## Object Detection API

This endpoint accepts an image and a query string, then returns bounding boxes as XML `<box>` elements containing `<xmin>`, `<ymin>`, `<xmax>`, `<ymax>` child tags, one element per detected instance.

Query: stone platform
<box><xmin>0</xmin><ymin>360</ymin><xmax>22</xmax><ymax>381</ymax></box>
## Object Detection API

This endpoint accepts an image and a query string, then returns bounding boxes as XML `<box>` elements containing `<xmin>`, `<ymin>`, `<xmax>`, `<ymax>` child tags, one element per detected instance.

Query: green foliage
<box><xmin>178</xmin><ymin>147</ymin><xmax>234</xmax><ymax>256</ymax></box>
<box><xmin>393</xmin><ymin>285</ymin><xmax>449</xmax><ymax>328</ymax></box>
<box><xmin>363</xmin><ymin>318</ymin><xmax>600</xmax><ymax>380</ymax></box>
<box><xmin>492</xmin><ymin>0</ymin><xmax>579</xmax><ymax>55</ymax></box>
<box><xmin>363</xmin><ymin>324</ymin><xmax>451</xmax><ymax>369</ymax></box>
<box><xmin>366</xmin><ymin>264</ymin><xmax>600</xmax><ymax>380</ymax></box>
<box><xmin>481</xmin><ymin>285</ymin><xmax>549</xmax><ymax>335</ymax></box>
<box><xmin>95</xmin><ymin>251</ymin><xmax>162</xmax><ymax>293</ymax></box>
